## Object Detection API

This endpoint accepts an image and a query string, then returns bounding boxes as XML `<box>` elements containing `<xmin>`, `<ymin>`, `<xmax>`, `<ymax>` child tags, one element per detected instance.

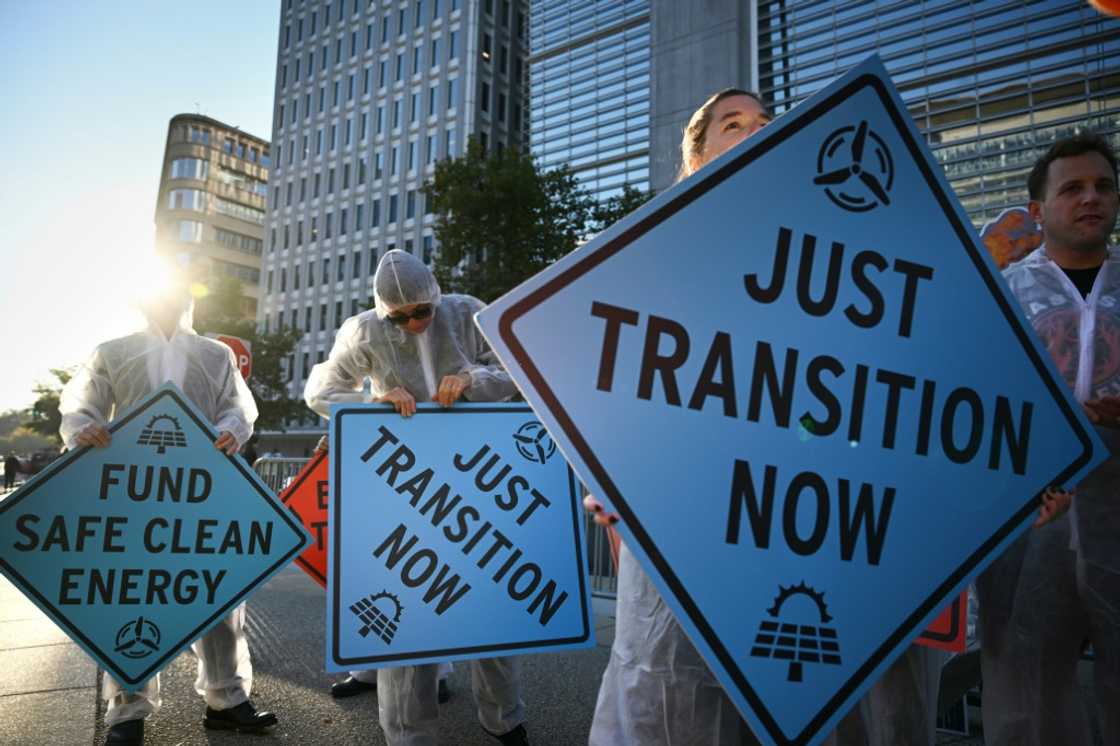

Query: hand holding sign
<box><xmin>378</xmin><ymin>387</ymin><xmax>417</xmax><ymax>417</ymax></box>
<box><xmin>582</xmin><ymin>495</ymin><xmax>619</xmax><ymax>528</ymax></box>
<box><xmin>435</xmin><ymin>373</ymin><xmax>471</xmax><ymax>407</ymax></box>
<box><xmin>1033</xmin><ymin>487</ymin><xmax>1073</xmax><ymax>528</ymax></box>
<box><xmin>214</xmin><ymin>431</ymin><xmax>239</xmax><ymax>455</ymax></box>
<box><xmin>75</xmin><ymin>423</ymin><xmax>112</xmax><ymax>449</ymax></box>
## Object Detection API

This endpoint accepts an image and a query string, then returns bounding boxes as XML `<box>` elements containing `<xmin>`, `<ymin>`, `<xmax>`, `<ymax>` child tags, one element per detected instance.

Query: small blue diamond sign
<box><xmin>0</xmin><ymin>384</ymin><xmax>309</xmax><ymax>690</ymax></box>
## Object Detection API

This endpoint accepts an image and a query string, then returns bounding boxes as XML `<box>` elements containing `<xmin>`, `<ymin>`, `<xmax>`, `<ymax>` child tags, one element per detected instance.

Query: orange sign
<box><xmin>915</xmin><ymin>592</ymin><xmax>967</xmax><ymax>653</ymax></box>
<box><xmin>980</xmin><ymin>207</ymin><xmax>1042</xmax><ymax>269</ymax></box>
<box><xmin>278</xmin><ymin>453</ymin><xmax>328</xmax><ymax>587</ymax></box>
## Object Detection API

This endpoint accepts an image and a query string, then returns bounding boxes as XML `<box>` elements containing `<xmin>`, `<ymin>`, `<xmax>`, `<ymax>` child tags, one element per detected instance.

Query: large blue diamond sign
<box><xmin>474</xmin><ymin>57</ymin><xmax>1106</xmax><ymax>744</ymax></box>
<box><xmin>0</xmin><ymin>384</ymin><xmax>309</xmax><ymax>690</ymax></box>
<box><xmin>327</xmin><ymin>404</ymin><xmax>593</xmax><ymax>671</ymax></box>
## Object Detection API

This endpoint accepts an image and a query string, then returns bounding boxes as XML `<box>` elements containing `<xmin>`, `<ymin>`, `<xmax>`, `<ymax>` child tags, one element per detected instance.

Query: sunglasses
<box><xmin>386</xmin><ymin>305</ymin><xmax>433</xmax><ymax>325</ymax></box>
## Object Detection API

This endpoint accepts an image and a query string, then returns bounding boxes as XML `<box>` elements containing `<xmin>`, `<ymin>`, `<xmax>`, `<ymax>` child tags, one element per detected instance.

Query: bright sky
<box><xmin>0</xmin><ymin>1</ymin><xmax>278</xmax><ymax>413</ymax></box>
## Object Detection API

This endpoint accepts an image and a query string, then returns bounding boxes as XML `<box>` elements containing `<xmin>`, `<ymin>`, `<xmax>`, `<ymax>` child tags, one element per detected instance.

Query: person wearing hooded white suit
<box><xmin>304</xmin><ymin>249</ymin><xmax>529</xmax><ymax>746</ymax></box>
<box><xmin>975</xmin><ymin>133</ymin><xmax>1120</xmax><ymax>746</ymax></box>
<box><xmin>58</xmin><ymin>273</ymin><xmax>277</xmax><ymax>746</ymax></box>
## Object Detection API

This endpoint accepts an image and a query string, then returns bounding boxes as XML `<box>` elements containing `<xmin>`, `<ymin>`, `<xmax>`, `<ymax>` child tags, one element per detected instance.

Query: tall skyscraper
<box><xmin>756</xmin><ymin>0</ymin><xmax>1120</xmax><ymax>226</ymax></box>
<box><xmin>260</xmin><ymin>0</ymin><xmax>529</xmax><ymax>452</ymax></box>
<box><xmin>643</xmin><ymin>0</ymin><xmax>1120</xmax><ymax>225</ymax></box>
<box><xmin>528</xmin><ymin>0</ymin><xmax>651</xmax><ymax>202</ymax></box>
<box><xmin>155</xmin><ymin>114</ymin><xmax>270</xmax><ymax>319</ymax></box>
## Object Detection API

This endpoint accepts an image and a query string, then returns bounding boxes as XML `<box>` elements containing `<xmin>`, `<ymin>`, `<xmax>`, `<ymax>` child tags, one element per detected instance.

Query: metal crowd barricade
<box><xmin>254</xmin><ymin>457</ymin><xmax>308</xmax><ymax>493</ymax></box>
<box><xmin>252</xmin><ymin>457</ymin><xmax>620</xmax><ymax>601</ymax></box>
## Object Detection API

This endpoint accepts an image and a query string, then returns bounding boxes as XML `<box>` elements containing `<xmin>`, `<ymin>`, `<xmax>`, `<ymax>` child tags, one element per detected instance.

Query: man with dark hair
<box><xmin>1027</xmin><ymin>133</ymin><xmax>1119</xmax><ymax>202</ymax></box>
<box><xmin>980</xmin><ymin>132</ymin><xmax>1120</xmax><ymax>746</ymax></box>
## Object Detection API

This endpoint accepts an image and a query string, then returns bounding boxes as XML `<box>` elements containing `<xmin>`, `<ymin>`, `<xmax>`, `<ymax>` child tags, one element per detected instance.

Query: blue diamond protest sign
<box><xmin>327</xmin><ymin>404</ymin><xmax>593</xmax><ymax>670</ymax></box>
<box><xmin>0</xmin><ymin>384</ymin><xmax>309</xmax><ymax>690</ymax></box>
<box><xmin>474</xmin><ymin>56</ymin><xmax>1106</xmax><ymax>745</ymax></box>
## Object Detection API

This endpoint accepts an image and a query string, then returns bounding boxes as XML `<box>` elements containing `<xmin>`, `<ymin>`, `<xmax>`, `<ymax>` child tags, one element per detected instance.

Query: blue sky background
<box><xmin>0</xmin><ymin>1</ymin><xmax>279</xmax><ymax>412</ymax></box>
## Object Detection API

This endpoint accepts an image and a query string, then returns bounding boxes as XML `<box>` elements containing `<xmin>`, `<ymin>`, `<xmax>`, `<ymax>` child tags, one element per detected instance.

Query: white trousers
<box><xmin>103</xmin><ymin>605</ymin><xmax>251</xmax><ymax>726</ymax></box>
<box><xmin>377</xmin><ymin>658</ymin><xmax>524</xmax><ymax>745</ymax></box>
<box><xmin>350</xmin><ymin>661</ymin><xmax>453</xmax><ymax>684</ymax></box>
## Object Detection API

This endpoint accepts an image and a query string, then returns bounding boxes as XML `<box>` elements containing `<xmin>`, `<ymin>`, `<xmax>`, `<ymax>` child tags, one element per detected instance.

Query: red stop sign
<box><xmin>207</xmin><ymin>333</ymin><xmax>252</xmax><ymax>380</ymax></box>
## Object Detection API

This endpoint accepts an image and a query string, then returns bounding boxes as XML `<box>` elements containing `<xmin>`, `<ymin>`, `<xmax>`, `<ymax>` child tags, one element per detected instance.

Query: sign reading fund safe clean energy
<box><xmin>0</xmin><ymin>384</ymin><xmax>309</xmax><ymax>690</ymax></box>
<box><xmin>327</xmin><ymin>404</ymin><xmax>592</xmax><ymax>670</ymax></box>
<box><xmin>474</xmin><ymin>57</ymin><xmax>1104</xmax><ymax>745</ymax></box>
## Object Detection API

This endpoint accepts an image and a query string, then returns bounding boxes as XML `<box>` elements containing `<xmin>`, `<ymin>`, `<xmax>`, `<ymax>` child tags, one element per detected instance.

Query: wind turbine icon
<box><xmin>814</xmin><ymin>120</ymin><xmax>895</xmax><ymax>212</ymax></box>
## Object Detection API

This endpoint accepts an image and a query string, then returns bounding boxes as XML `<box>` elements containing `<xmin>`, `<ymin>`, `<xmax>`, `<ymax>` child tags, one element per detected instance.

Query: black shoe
<box><xmin>202</xmin><ymin>700</ymin><xmax>278</xmax><ymax>732</ymax></box>
<box><xmin>331</xmin><ymin>675</ymin><xmax>378</xmax><ymax>699</ymax></box>
<box><xmin>492</xmin><ymin>723</ymin><xmax>529</xmax><ymax>746</ymax></box>
<box><xmin>105</xmin><ymin>719</ymin><xmax>143</xmax><ymax>746</ymax></box>
<box><xmin>438</xmin><ymin>678</ymin><xmax>451</xmax><ymax>703</ymax></box>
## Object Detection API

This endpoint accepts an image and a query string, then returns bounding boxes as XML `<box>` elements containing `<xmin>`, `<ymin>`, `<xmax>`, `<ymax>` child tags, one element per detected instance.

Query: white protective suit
<box><xmin>975</xmin><ymin>245</ymin><xmax>1120</xmax><ymax>745</ymax></box>
<box><xmin>59</xmin><ymin>297</ymin><xmax>258</xmax><ymax>726</ymax></box>
<box><xmin>589</xmin><ymin>543</ymin><xmax>756</xmax><ymax>745</ymax></box>
<box><xmin>836</xmin><ymin>645</ymin><xmax>944</xmax><ymax>746</ymax></box>
<box><xmin>350</xmin><ymin>661</ymin><xmax>453</xmax><ymax>686</ymax></box>
<box><xmin>304</xmin><ymin>250</ymin><xmax>525</xmax><ymax>745</ymax></box>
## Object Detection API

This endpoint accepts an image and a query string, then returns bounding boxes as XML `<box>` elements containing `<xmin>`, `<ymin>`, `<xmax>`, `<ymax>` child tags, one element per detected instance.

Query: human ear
<box><xmin>1027</xmin><ymin>199</ymin><xmax>1044</xmax><ymax>229</ymax></box>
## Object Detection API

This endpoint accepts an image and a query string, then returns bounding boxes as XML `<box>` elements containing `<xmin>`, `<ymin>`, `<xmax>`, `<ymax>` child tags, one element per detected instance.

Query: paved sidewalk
<box><xmin>0</xmin><ymin>574</ymin><xmax>99</xmax><ymax>746</ymax></box>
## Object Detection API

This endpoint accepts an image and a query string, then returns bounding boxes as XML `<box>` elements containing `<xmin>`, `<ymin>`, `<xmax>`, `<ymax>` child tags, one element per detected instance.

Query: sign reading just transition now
<box><xmin>474</xmin><ymin>56</ymin><xmax>1105</xmax><ymax>744</ymax></box>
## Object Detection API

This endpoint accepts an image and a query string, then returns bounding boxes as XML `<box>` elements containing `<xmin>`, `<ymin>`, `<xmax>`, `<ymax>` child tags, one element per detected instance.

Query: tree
<box><xmin>591</xmin><ymin>184</ymin><xmax>655</xmax><ymax>234</ymax></box>
<box><xmin>0</xmin><ymin>410</ymin><xmax>24</xmax><ymax>440</ymax></box>
<box><xmin>424</xmin><ymin>139</ymin><xmax>596</xmax><ymax>302</ymax></box>
<box><xmin>25</xmin><ymin>368</ymin><xmax>72</xmax><ymax>442</ymax></box>
<box><xmin>193</xmin><ymin>276</ymin><xmax>305</xmax><ymax>431</ymax></box>
<box><xmin>0</xmin><ymin>427</ymin><xmax>56</xmax><ymax>455</ymax></box>
<box><xmin>0</xmin><ymin>408</ymin><xmax>54</xmax><ymax>455</ymax></box>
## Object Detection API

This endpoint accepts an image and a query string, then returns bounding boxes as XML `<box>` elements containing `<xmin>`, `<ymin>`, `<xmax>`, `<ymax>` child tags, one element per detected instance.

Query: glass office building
<box><xmin>757</xmin><ymin>0</ymin><xmax>1120</xmax><ymax>225</ymax></box>
<box><xmin>528</xmin><ymin>0</ymin><xmax>652</xmax><ymax>201</ymax></box>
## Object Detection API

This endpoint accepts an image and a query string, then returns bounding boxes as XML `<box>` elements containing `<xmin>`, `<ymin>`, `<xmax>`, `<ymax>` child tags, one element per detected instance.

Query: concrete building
<box><xmin>260</xmin><ymin>0</ymin><xmax>530</xmax><ymax>455</ymax></box>
<box><xmin>527</xmin><ymin>0</ymin><xmax>652</xmax><ymax>202</ymax></box>
<box><xmin>155</xmin><ymin>114</ymin><xmax>270</xmax><ymax>319</ymax></box>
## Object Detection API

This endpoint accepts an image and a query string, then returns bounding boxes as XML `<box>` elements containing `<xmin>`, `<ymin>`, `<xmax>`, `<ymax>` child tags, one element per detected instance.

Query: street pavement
<box><xmin>1</xmin><ymin>565</ymin><xmax>616</xmax><ymax>746</ymax></box>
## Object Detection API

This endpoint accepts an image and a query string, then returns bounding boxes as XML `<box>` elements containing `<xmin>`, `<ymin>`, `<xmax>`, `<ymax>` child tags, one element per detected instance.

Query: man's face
<box><xmin>386</xmin><ymin>303</ymin><xmax>435</xmax><ymax>335</ymax></box>
<box><xmin>139</xmin><ymin>285</ymin><xmax>192</xmax><ymax>330</ymax></box>
<box><xmin>1030</xmin><ymin>151</ymin><xmax>1119</xmax><ymax>254</ymax></box>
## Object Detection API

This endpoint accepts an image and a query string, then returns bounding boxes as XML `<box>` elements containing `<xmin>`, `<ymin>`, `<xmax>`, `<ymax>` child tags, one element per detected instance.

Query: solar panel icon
<box><xmin>350</xmin><ymin>591</ymin><xmax>404</xmax><ymax>645</ymax></box>
<box><xmin>750</xmin><ymin>583</ymin><xmax>841</xmax><ymax>682</ymax></box>
<box><xmin>136</xmin><ymin>414</ymin><xmax>188</xmax><ymax>454</ymax></box>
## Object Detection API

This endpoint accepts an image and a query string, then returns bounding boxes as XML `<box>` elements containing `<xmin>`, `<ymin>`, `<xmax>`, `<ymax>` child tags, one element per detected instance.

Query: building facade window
<box><xmin>168</xmin><ymin>188</ymin><xmax>207</xmax><ymax>211</ymax></box>
<box><xmin>177</xmin><ymin>220</ymin><xmax>204</xmax><ymax>243</ymax></box>
<box><xmin>170</xmin><ymin>158</ymin><xmax>208</xmax><ymax>180</ymax></box>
